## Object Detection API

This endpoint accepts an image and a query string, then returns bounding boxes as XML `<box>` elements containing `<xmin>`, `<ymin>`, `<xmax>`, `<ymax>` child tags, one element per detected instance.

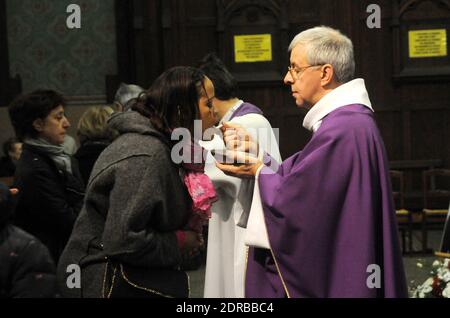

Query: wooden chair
<box><xmin>438</xmin><ymin>204</ymin><xmax>450</xmax><ymax>254</ymax></box>
<box><xmin>435</xmin><ymin>252</ymin><xmax>450</xmax><ymax>258</ymax></box>
<box><xmin>422</xmin><ymin>169</ymin><xmax>450</xmax><ymax>253</ymax></box>
<box><xmin>390</xmin><ymin>170</ymin><xmax>413</xmax><ymax>253</ymax></box>
<box><xmin>0</xmin><ymin>176</ymin><xmax>14</xmax><ymax>187</ymax></box>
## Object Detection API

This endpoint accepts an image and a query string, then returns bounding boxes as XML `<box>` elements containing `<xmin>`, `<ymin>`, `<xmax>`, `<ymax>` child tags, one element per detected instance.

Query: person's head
<box><xmin>197</xmin><ymin>52</ymin><xmax>238</xmax><ymax>101</ymax></box>
<box><xmin>114</xmin><ymin>83</ymin><xmax>145</xmax><ymax>112</ymax></box>
<box><xmin>8</xmin><ymin>90</ymin><xmax>70</xmax><ymax>145</ymax></box>
<box><xmin>131</xmin><ymin>66</ymin><xmax>217</xmax><ymax>135</ymax></box>
<box><xmin>77</xmin><ymin>106</ymin><xmax>117</xmax><ymax>145</ymax></box>
<box><xmin>284</xmin><ymin>26</ymin><xmax>355</xmax><ymax>109</ymax></box>
<box><xmin>2</xmin><ymin>137</ymin><xmax>22</xmax><ymax>162</ymax></box>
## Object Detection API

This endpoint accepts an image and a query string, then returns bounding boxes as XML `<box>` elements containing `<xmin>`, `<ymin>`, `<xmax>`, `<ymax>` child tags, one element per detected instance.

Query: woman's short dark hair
<box><xmin>8</xmin><ymin>90</ymin><xmax>66</xmax><ymax>140</ymax></box>
<box><xmin>130</xmin><ymin>66</ymin><xmax>206</xmax><ymax>135</ymax></box>
<box><xmin>197</xmin><ymin>52</ymin><xmax>237</xmax><ymax>100</ymax></box>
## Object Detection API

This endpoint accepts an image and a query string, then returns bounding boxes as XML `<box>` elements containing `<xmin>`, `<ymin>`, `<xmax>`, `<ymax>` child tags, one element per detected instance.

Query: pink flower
<box><xmin>184</xmin><ymin>171</ymin><xmax>217</xmax><ymax>233</ymax></box>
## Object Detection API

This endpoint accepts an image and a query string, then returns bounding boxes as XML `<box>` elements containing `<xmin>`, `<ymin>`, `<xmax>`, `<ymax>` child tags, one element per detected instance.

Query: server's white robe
<box><xmin>201</xmin><ymin>101</ymin><xmax>281</xmax><ymax>298</ymax></box>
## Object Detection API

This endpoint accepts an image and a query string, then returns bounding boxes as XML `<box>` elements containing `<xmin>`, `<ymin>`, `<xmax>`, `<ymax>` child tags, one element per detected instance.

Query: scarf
<box><xmin>181</xmin><ymin>142</ymin><xmax>217</xmax><ymax>233</ymax></box>
<box><xmin>24</xmin><ymin>138</ymin><xmax>73</xmax><ymax>175</ymax></box>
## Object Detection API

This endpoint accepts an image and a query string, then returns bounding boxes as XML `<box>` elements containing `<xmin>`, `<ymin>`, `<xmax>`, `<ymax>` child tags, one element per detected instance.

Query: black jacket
<box><xmin>74</xmin><ymin>140</ymin><xmax>110</xmax><ymax>185</ymax></box>
<box><xmin>13</xmin><ymin>144</ymin><xmax>85</xmax><ymax>262</ymax></box>
<box><xmin>0</xmin><ymin>225</ymin><xmax>57</xmax><ymax>298</ymax></box>
<box><xmin>0</xmin><ymin>157</ymin><xmax>16</xmax><ymax>177</ymax></box>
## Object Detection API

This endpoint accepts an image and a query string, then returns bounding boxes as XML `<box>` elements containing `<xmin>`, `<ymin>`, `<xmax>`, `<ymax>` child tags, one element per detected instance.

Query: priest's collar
<box><xmin>219</xmin><ymin>99</ymin><xmax>244</xmax><ymax>125</ymax></box>
<box><xmin>303</xmin><ymin>78</ymin><xmax>374</xmax><ymax>133</ymax></box>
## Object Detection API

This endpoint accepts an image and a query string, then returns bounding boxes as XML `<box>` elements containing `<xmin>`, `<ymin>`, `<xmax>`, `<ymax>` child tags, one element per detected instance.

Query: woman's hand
<box><xmin>183</xmin><ymin>231</ymin><xmax>204</xmax><ymax>257</ymax></box>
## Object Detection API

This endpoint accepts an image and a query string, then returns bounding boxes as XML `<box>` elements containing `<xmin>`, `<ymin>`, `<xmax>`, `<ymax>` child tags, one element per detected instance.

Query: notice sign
<box><xmin>409</xmin><ymin>29</ymin><xmax>447</xmax><ymax>58</ymax></box>
<box><xmin>234</xmin><ymin>34</ymin><xmax>272</xmax><ymax>63</ymax></box>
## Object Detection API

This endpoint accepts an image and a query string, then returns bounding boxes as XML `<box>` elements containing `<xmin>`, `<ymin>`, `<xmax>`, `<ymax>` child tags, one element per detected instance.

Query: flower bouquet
<box><xmin>412</xmin><ymin>258</ymin><xmax>450</xmax><ymax>298</ymax></box>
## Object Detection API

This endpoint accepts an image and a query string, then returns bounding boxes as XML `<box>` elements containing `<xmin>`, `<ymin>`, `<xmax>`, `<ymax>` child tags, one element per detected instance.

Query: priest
<box><xmin>216</xmin><ymin>26</ymin><xmax>408</xmax><ymax>298</ymax></box>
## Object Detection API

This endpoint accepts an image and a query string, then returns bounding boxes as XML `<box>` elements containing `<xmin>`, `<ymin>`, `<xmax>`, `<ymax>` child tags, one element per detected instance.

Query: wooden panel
<box><xmin>354</xmin><ymin>0</ymin><xmax>450</xmax><ymax>203</ymax></box>
<box><xmin>2</xmin><ymin>0</ymin><xmax>449</xmax><ymax>209</ymax></box>
<box><xmin>0</xmin><ymin>0</ymin><xmax>21</xmax><ymax>106</ymax></box>
<box><xmin>287</xmin><ymin>0</ymin><xmax>320</xmax><ymax>22</ymax></box>
<box><xmin>356</xmin><ymin>1</ymin><xmax>398</xmax><ymax>110</ymax></box>
<box><xmin>134</xmin><ymin>0</ymin><xmax>163</xmax><ymax>88</ymax></box>
<box><xmin>0</xmin><ymin>0</ymin><xmax>8</xmax><ymax>105</ymax></box>
<box><xmin>278</xmin><ymin>115</ymin><xmax>311</xmax><ymax>159</ymax></box>
<box><xmin>374</xmin><ymin>112</ymin><xmax>404</xmax><ymax>161</ymax></box>
<box><xmin>411</xmin><ymin>110</ymin><xmax>448</xmax><ymax>160</ymax></box>
<box><xmin>113</xmin><ymin>0</ymin><xmax>450</xmax><ymax>193</ymax></box>
<box><xmin>392</xmin><ymin>0</ymin><xmax>450</xmax><ymax>81</ymax></box>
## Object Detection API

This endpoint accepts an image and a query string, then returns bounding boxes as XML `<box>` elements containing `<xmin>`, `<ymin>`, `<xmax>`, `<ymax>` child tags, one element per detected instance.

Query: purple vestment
<box><xmin>246</xmin><ymin>104</ymin><xmax>407</xmax><ymax>298</ymax></box>
<box><xmin>229</xmin><ymin>102</ymin><xmax>263</xmax><ymax>121</ymax></box>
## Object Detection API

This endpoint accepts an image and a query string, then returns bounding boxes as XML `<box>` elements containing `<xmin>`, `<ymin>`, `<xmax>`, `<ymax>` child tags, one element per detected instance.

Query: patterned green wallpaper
<box><xmin>6</xmin><ymin>0</ymin><xmax>117</xmax><ymax>99</ymax></box>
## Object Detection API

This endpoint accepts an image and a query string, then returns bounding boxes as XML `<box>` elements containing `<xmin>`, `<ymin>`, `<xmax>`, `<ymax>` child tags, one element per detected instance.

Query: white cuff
<box><xmin>244</xmin><ymin>165</ymin><xmax>270</xmax><ymax>249</ymax></box>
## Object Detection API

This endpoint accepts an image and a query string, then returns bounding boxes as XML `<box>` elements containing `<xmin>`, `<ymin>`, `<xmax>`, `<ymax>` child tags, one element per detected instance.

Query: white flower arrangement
<box><xmin>412</xmin><ymin>258</ymin><xmax>450</xmax><ymax>298</ymax></box>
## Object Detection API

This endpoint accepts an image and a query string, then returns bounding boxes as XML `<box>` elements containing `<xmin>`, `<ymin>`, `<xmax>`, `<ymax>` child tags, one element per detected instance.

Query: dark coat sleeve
<box><xmin>10</xmin><ymin>239</ymin><xmax>57</xmax><ymax>298</ymax></box>
<box><xmin>101</xmin><ymin>154</ymin><xmax>188</xmax><ymax>268</ymax></box>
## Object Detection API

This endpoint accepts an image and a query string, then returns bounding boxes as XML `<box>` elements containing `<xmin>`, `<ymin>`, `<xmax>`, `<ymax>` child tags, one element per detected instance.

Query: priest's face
<box><xmin>284</xmin><ymin>44</ymin><xmax>324</xmax><ymax>109</ymax></box>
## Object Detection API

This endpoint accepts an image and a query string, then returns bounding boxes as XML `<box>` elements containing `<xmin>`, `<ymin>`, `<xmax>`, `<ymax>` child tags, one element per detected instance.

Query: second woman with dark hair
<box><xmin>8</xmin><ymin>90</ymin><xmax>85</xmax><ymax>263</ymax></box>
<box><xmin>57</xmin><ymin>66</ymin><xmax>218</xmax><ymax>298</ymax></box>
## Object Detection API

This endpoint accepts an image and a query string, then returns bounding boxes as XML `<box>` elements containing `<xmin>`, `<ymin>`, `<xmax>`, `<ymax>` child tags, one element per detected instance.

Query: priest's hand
<box><xmin>214</xmin><ymin>150</ymin><xmax>263</xmax><ymax>178</ymax></box>
<box><xmin>214</xmin><ymin>122</ymin><xmax>264</xmax><ymax>178</ymax></box>
<box><xmin>221</xmin><ymin>122</ymin><xmax>259</xmax><ymax>156</ymax></box>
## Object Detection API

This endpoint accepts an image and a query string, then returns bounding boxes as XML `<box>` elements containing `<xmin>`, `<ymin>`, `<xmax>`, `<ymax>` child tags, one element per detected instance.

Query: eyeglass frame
<box><xmin>287</xmin><ymin>64</ymin><xmax>324</xmax><ymax>81</ymax></box>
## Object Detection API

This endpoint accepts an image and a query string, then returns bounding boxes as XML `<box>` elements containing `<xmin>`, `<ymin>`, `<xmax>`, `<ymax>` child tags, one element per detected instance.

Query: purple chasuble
<box><xmin>246</xmin><ymin>104</ymin><xmax>407</xmax><ymax>298</ymax></box>
<box><xmin>229</xmin><ymin>102</ymin><xmax>263</xmax><ymax>121</ymax></box>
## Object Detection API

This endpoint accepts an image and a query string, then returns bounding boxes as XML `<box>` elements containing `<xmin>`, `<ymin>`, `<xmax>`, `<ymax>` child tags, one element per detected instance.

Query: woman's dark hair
<box><xmin>130</xmin><ymin>66</ymin><xmax>206</xmax><ymax>135</ymax></box>
<box><xmin>8</xmin><ymin>90</ymin><xmax>66</xmax><ymax>141</ymax></box>
<box><xmin>197</xmin><ymin>52</ymin><xmax>237</xmax><ymax>100</ymax></box>
<box><xmin>2</xmin><ymin>137</ymin><xmax>21</xmax><ymax>158</ymax></box>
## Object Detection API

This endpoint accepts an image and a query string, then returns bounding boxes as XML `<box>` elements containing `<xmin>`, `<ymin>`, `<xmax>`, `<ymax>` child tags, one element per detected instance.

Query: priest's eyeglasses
<box><xmin>288</xmin><ymin>64</ymin><xmax>323</xmax><ymax>80</ymax></box>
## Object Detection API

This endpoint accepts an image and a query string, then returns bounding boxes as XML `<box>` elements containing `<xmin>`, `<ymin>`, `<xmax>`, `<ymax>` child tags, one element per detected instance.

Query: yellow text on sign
<box><xmin>234</xmin><ymin>34</ymin><xmax>272</xmax><ymax>63</ymax></box>
<box><xmin>409</xmin><ymin>29</ymin><xmax>447</xmax><ymax>58</ymax></box>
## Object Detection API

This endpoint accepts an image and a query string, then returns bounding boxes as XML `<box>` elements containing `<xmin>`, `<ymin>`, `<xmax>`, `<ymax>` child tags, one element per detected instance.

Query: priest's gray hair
<box><xmin>289</xmin><ymin>26</ymin><xmax>355</xmax><ymax>84</ymax></box>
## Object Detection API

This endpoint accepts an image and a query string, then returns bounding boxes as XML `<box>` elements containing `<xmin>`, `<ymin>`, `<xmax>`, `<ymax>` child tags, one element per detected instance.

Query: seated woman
<box><xmin>0</xmin><ymin>137</ymin><xmax>22</xmax><ymax>177</ymax></box>
<box><xmin>57</xmin><ymin>66</ymin><xmax>217</xmax><ymax>298</ymax></box>
<box><xmin>74</xmin><ymin>106</ymin><xmax>117</xmax><ymax>185</ymax></box>
<box><xmin>0</xmin><ymin>183</ymin><xmax>57</xmax><ymax>298</ymax></box>
<box><xmin>8</xmin><ymin>90</ymin><xmax>85</xmax><ymax>263</ymax></box>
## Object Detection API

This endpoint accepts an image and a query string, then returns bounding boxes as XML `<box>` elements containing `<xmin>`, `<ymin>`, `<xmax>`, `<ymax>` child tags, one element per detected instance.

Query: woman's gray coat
<box><xmin>57</xmin><ymin>111</ymin><xmax>191</xmax><ymax>298</ymax></box>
